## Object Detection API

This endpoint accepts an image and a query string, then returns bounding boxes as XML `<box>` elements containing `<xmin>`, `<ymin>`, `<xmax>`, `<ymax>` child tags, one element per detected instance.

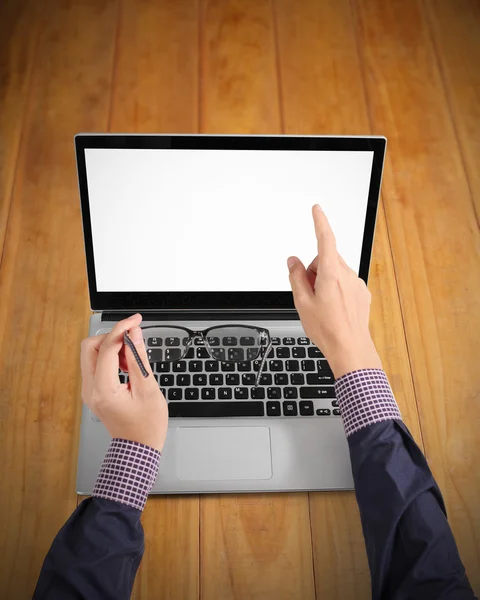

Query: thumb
<box><xmin>125</xmin><ymin>326</ymin><xmax>153</xmax><ymax>386</ymax></box>
<box><xmin>287</xmin><ymin>256</ymin><xmax>314</xmax><ymax>304</ymax></box>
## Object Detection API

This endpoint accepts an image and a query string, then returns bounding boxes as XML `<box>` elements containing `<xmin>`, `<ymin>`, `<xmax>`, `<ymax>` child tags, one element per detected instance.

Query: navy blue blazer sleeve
<box><xmin>32</xmin><ymin>497</ymin><xmax>144</xmax><ymax>600</ymax></box>
<box><xmin>349</xmin><ymin>419</ymin><xmax>476</xmax><ymax>600</ymax></box>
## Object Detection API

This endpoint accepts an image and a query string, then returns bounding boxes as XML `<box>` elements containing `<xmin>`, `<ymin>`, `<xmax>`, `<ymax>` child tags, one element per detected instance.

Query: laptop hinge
<box><xmin>99</xmin><ymin>309</ymin><xmax>299</xmax><ymax>322</ymax></box>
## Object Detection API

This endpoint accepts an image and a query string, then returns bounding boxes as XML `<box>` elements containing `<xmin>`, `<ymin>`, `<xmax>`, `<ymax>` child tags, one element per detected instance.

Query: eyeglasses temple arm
<box><xmin>254</xmin><ymin>339</ymin><xmax>272</xmax><ymax>388</ymax></box>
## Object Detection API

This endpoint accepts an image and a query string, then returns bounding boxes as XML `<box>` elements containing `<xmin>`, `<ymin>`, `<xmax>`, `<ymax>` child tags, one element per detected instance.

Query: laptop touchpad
<box><xmin>176</xmin><ymin>427</ymin><xmax>273</xmax><ymax>481</ymax></box>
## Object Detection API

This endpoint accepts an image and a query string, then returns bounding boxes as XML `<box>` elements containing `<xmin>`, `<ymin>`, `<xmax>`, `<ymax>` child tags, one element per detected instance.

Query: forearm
<box><xmin>33</xmin><ymin>440</ymin><xmax>161</xmax><ymax>600</ymax></box>
<box><xmin>335</xmin><ymin>369</ymin><xmax>475</xmax><ymax>600</ymax></box>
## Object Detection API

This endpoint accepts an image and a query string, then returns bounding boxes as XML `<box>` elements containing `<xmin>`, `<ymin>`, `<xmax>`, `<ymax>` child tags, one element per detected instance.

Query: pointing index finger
<box><xmin>312</xmin><ymin>205</ymin><xmax>338</xmax><ymax>277</ymax></box>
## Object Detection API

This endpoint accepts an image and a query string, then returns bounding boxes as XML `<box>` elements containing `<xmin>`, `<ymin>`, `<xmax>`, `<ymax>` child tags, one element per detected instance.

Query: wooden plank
<box><xmin>110</xmin><ymin>0</ymin><xmax>199</xmax><ymax>133</ymax></box>
<box><xmin>353</xmin><ymin>0</ymin><xmax>480</xmax><ymax>592</ymax></box>
<box><xmin>275</xmin><ymin>0</ymin><xmax>422</xmax><ymax>596</ymax></box>
<box><xmin>200</xmin><ymin>1</ymin><xmax>314</xmax><ymax>598</ymax></box>
<box><xmin>108</xmin><ymin>1</ymin><xmax>201</xmax><ymax>598</ymax></box>
<box><xmin>425</xmin><ymin>0</ymin><xmax>480</xmax><ymax>220</ymax></box>
<box><xmin>0</xmin><ymin>1</ymin><xmax>118</xmax><ymax>597</ymax></box>
<box><xmin>200</xmin><ymin>0</ymin><xmax>282</xmax><ymax>134</ymax></box>
<box><xmin>0</xmin><ymin>0</ymin><xmax>40</xmax><ymax>263</ymax></box>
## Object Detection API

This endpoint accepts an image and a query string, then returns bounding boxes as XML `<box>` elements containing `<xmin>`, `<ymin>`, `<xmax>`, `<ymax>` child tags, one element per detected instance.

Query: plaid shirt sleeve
<box><xmin>334</xmin><ymin>368</ymin><xmax>402</xmax><ymax>437</ymax></box>
<box><xmin>93</xmin><ymin>438</ymin><xmax>161</xmax><ymax>511</ymax></box>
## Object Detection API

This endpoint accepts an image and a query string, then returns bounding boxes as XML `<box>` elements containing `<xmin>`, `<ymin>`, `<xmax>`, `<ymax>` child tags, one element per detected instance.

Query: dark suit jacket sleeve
<box><xmin>33</xmin><ymin>439</ymin><xmax>161</xmax><ymax>600</ymax></box>
<box><xmin>336</xmin><ymin>369</ymin><xmax>476</xmax><ymax>600</ymax></box>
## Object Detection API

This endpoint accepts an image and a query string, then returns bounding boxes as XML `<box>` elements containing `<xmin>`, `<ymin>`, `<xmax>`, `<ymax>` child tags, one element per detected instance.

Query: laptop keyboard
<box><xmin>116</xmin><ymin>336</ymin><xmax>340</xmax><ymax>419</ymax></box>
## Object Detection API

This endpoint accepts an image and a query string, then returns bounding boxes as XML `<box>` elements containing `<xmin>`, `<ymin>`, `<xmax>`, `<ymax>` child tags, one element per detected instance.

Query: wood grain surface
<box><xmin>1</xmin><ymin>0</ymin><xmax>479</xmax><ymax>598</ymax></box>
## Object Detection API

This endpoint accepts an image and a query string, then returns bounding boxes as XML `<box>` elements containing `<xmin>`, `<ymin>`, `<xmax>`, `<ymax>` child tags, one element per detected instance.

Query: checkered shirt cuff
<box><xmin>334</xmin><ymin>369</ymin><xmax>402</xmax><ymax>437</ymax></box>
<box><xmin>93</xmin><ymin>438</ymin><xmax>161</xmax><ymax>511</ymax></box>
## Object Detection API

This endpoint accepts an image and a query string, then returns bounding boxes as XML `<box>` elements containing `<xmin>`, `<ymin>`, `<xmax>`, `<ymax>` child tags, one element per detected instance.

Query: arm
<box><xmin>33</xmin><ymin>439</ymin><xmax>161</xmax><ymax>600</ymax></box>
<box><xmin>335</xmin><ymin>368</ymin><xmax>476</xmax><ymax>600</ymax></box>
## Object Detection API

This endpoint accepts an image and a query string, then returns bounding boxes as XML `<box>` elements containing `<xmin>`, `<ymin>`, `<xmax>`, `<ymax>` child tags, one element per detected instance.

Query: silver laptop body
<box><xmin>75</xmin><ymin>134</ymin><xmax>386</xmax><ymax>495</ymax></box>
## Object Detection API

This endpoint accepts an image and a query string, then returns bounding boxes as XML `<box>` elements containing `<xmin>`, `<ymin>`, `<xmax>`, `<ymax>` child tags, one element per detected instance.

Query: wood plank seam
<box><xmin>348</xmin><ymin>0</ymin><xmax>426</xmax><ymax>456</ymax></box>
<box><xmin>271</xmin><ymin>0</ymin><xmax>286</xmax><ymax>135</ymax></box>
<box><xmin>198</xmin><ymin>0</ymin><xmax>203</xmax><ymax>134</ymax></box>
<box><xmin>422</xmin><ymin>1</ymin><xmax>480</xmax><ymax>229</ymax></box>
<box><xmin>107</xmin><ymin>0</ymin><xmax>122</xmax><ymax>133</ymax></box>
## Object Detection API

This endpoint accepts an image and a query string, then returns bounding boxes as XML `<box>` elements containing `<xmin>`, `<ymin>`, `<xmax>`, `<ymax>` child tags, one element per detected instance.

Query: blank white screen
<box><xmin>84</xmin><ymin>148</ymin><xmax>374</xmax><ymax>292</ymax></box>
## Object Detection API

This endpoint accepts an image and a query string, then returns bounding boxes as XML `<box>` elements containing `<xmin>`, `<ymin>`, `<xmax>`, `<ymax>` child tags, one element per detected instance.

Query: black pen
<box><xmin>123</xmin><ymin>331</ymin><xmax>150</xmax><ymax>378</ymax></box>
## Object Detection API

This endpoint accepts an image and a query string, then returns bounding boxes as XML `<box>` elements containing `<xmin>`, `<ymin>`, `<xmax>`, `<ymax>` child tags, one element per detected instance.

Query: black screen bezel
<box><xmin>75</xmin><ymin>134</ymin><xmax>386</xmax><ymax>311</ymax></box>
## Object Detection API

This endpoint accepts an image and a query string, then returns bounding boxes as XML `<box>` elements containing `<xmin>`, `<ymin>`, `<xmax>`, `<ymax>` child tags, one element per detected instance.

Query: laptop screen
<box><xmin>84</xmin><ymin>148</ymin><xmax>375</xmax><ymax>293</ymax></box>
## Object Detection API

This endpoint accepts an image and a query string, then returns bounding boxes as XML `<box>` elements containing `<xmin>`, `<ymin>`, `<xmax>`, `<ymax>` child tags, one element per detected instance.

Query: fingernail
<box><xmin>287</xmin><ymin>257</ymin><xmax>297</xmax><ymax>271</ymax></box>
<box><xmin>314</xmin><ymin>204</ymin><xmax>323</xmax><ymax>212</ymax></box>
<box><xmin>130</xmin><ymin>327</ymin><xmax>144</xmax><ymax>346</ymax></box>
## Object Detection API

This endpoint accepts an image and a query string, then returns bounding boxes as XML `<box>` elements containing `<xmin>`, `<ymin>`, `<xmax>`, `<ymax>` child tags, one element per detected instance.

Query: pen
<box><xmin>123</xmin><ymin>331</ymin><xmax>150</xmax><ymax>378</ymax></box>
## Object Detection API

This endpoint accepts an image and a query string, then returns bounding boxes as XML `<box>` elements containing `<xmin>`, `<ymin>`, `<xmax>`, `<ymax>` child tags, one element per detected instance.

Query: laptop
<box><xmin>75</xmin><ymin>134</ymin><xmax>386</xmax><ymax>495</ymax></box>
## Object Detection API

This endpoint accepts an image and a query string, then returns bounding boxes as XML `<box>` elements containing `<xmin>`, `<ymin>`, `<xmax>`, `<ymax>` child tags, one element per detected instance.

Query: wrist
<box><xmin>327</xmin><ymin>339</ymin><xmax>382</xmax><ymax>380</ymax></box>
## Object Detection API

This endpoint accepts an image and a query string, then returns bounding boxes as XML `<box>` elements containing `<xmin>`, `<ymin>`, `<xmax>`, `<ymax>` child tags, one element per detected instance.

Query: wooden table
<box><xmin>1</xmin><ymin>1</ymin><xmax>479</xmax><ymax>598</ymax></box>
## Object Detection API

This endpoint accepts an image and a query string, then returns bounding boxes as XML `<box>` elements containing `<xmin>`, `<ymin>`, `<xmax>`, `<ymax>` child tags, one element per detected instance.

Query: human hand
<box><xmin>80</xmin><ymin>313</ymin><xmax>169</xmax><ymax>452</ymax></box>
<box><xmin>287</xmin><ymin>204</ymin><xmax>382</xmax><ymax>380</ymax></box>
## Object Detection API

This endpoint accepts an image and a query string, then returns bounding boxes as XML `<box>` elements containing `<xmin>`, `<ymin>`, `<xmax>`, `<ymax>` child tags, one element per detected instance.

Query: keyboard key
<box><xmin>227</xmin><ymin>348</ymin><xmax>244</xmax><ymax>361</ymax></box>
<box><xmin>269</xmin><ymin>360</ymin><xmax>283</xmax><ymax>372</ymax></box>
<box><xmin>119</xmin><ymin>374</ymin><xmax>126</xmax><ymax>383</ymax></box>
<box><xmin>267</xmin><ymin>348</ymin><xmax>275</xmax><ymax>358</ymax></box>
<box><xmin>240</xmin><ymin>336</ymin><xmax>255</xmax><ymax>346</ymax></box>
<box><xmin>221</xmin><ymin>361</ymin><xmax>235</xmax><ymax>372</ymax></box>
<box><xmin>290</xmin><ymin>373</ymin><xmax>305</xmax><ymax>385</ymax></box>
<box><xmin>157</xmin><ymin>361</ymin><xmax>170</xmax><ymax>372</ymax></box>
<box><xmin>266</xmin><ymin>401</ymin><xmax>281</xmax><ymax>416</ymax></box>
<box><xmin>201</xmin><ymin>388</ymin><xmax>216</xmax><ymax>400</ymax></box>
<box><xmin>267</xmin><ymin>387</ymin><xmax>281</xmax><ymax>399</ymax></box>
<box><xmin>271</xmin><ymin>337</ymin><xmax>281</xmax><ymax>345</ymax></box>
<box><xmin>301</xmin><ymin>360</ymin><xmax>315</xmax><ymax>372</ymax></box>
<box><xmin>300</xmin><ymin>387</ymin><xmax>336</xmax><ymax>399</ymax></box>
<box><xmin>251</xmin><ymin>387</ymin><xmax>265</xmax><ymax>399</ymax></box>
<box><xmin>165</xmin><ymin>337</ymin><xmax>180</xmax><ymax>346</ymax></box>
<box><xmin>182</xmin><ymin>337</ymin><xmax>190</xmax><ymax>346</ymax></box>
<box><xmin>283</xmin><ymin>401</ymin><xmax>298</xmax><ymax>416</ymax></box>
<box><xmin>205</xmin><ymin>361</ymin><xmax>219</xmax><ymax>372</ymax></box>
<box><xmin>276</xmin><ymin>347</ymin><xmax>290</xmax><ymax>358</ymax></box>
<box><xmin>286</xmin><ymin>360</ymin><xmax>299</xmax><ymax>372</ymax></box>
<box><xmin>209</xmin><ymin>374</ymin><xmax>223</xmax><ymax>386</ymax></box>
<box><xmin>210</xmin><ymin>348</ymin><xmax>226</xmax><ymax>361</ymax></box>
<box><xmin>316</xmin><ymin>408</ymin><xmax>331</xmax><ymax>416</ymax></box>
<box><xmin>331</xmin><ymin>399</ymin><xmax>339</xmax><ymax>407</ymax></box>
<box><xmin>234</xmin><ymin>387</ymin><xmax>248</xmax><ymax>399</ymax></box>
<box><xmin>292</xmin><ymin>347</ymin><xmax>306</xmax><ymax>358</ymax></box>
<box><xmin>283</xmin><ymin>337</ymin><xmax>295</xmax><ymax>345</ymax></box>
<box><xmin>299</xmin><ymin>401</ymin><xmax>314</xmax><ymax>416</ymax></box>
<box><xmin>147</xmin><ymin>348</ymin><xmax>163</xmax><ymax>362</ymax></box>
<box><xmin>148</xmin><ymin>337</ymin><xmax>162</xmax><ymax>347</ymax></box>
<box><xmin>297</xmin><ymin>337</ymin><xmax>310</xmax><ymax>345</ymax></box>
<box><xmin>259</xmin><ymin>374</ymin><xmax>272</xmax><ymax>385</ymax></box>
<box><xmin>173</xmin><ymin>361</ymin><xmax>187</xmax><ymax>372</ymax></box>
<box><xmin>333</xmin><ymin>409</ymin><xmax>341</xmax><ymax>416</ymax></box>
<box><xmin>242</xmin><ymin>373</ymin><xmax>256</xmax><ymax>386</ymax></box>
<box><xmin>193</xmin><ymin>374</ymin><xmax>207</xmax><ymax>386</ymax></box>
<box><xmin>160</xmin><ymin>374</ymin><xmax>174</xmax><ymax>386</ymax></box>
<box><xmin>307</xmin><ymin>373</ymin><xmax>335</xmax><ymax>385</ymax></box>
<box><xmin>226</xmin><ymin>374</ymin><xmax>240</xmax><ymax>386</ymax></box>
<box><xmin>197</xmin><ymin>347</ymin><xmax>209</xmax><ymax>358</ymax></box>
<box><xmin>149</xmin><ymin>363</ymin><xmax>155</xmax><ymax>372</ymax></box>
<box><xmin>317</xmin><ymin>359</ymin><xmax>332</xmax><ymax>371</ymax></box>
<box><xmin>168</xmin><ymin>388</ymin><xmax>182</xmax><ymax>400</ymax></box>
<box><xmin>223</xmin><ymin>336</ymin><xmax>237</xmax><ymax>346</ymax></box>
<box><xmin>274</xmin><ymin>373</ymin><xmax>288</xmax><ymax>386</ymax></box>
<box><xmin>283</xmin><ymin>387</ymin><xmax>298</xmax><ymax>399</ymax></box>
<box><xmin>247</xmin><ymin>348</ymin><xmax>260</xmax><ymax>361</ymax></box>
<box><xmin>154</xmin><ymin>374</ymin><xmax>160</xmax><ymax>384</ymax></box>
<box><xmin>185</xmin><ymin>388</ymin><xmax>199</xmax><ymax>400</ymax></box>
<box><xmin>188</xmin><ymin>361</ymin><xmax>203</xmax><ymax>372</ymax></box>
<box><xmin>206</xmin><ymin>336</ymin><xmax>220</xmax><ymax>346</ymax></box>
<box><xmin>185</xmin><ymin>348</ymin><xmax>195</xmax><ymax>359</ymax></box>
<box><xmin>160</xmin><ymin>387</ymin><xmax>166</xmax><ymax>396</ymax></box>
<box><xmin>166</xmin><ymin>348</ymin><xmax>183</xmax><ymax>361</ymax></box>
<box><xmin>253</xmin><ymin>360</ymin><xmax>268</xmax><ymax>372</ymax></box>
<box><xmin>218</xmin><ymin>387</ymin><xmax>232</xmax><ymax>399</ymax></box>
<box><xmin>194</xmin><ymin>337</ymin><xmax>205</xmax><ymax>345</ymax></box>
<box><xmin>308</xmin><ymin>347</ymin><xmax>324</xmax><ymax>358</ymax></box>
<box><xmin>169</xmin><ymin>401</ymin><xmax>265</xmax><ymax>418</ymax></box>
<box><xmin>177</xmin><ymin>374</ymin><xmax>191</xmax><ymax>386</ymax></box>
<box><xmin>237</xmin><ymin>361</ymin><xmax>252</xmax><ymax>372</ymax></box>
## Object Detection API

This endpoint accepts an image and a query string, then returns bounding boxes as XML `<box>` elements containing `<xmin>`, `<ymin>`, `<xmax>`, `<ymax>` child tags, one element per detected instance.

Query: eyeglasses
<box><xmin>121</xmin><ymin>324</ymin><xmax>273</xmax><ymax>388</ymax></box>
